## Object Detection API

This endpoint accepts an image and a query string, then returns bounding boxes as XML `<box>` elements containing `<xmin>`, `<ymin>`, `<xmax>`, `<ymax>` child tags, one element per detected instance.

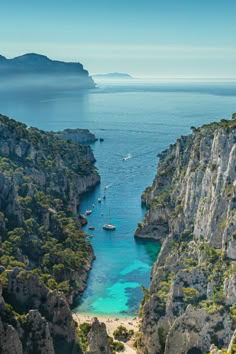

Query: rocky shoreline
<box><xmin>135</xmin><ymin>115</ymin><xmax>236</xmax><ymax>354</ymax></box>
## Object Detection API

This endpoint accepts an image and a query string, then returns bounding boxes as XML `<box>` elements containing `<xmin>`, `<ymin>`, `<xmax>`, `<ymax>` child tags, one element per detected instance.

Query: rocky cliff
<box><xmin>135</xmin><ymin>115</ymin><xmax>236</xmax><ymax>354</ymax></box>
<box><xmin>55</xmin><ymin>128</ymin><xmax>97</xmax><ymax>144</ymax></box>
<box><xmin>0</xmin><ymin>114</ymin><xmax>100</xmax><ymax>353</ymax></box>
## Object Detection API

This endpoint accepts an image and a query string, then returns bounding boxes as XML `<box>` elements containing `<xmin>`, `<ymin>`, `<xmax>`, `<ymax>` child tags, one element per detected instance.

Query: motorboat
<box><xmin>88</xmin><ymin>226</ymin><xmax>95</xmax><ymax>230</ymax></box>
<box><xmin>98</xmin><ymin>198</ymin><xmax>102</xmax><ymax>203</ymax></box>
<box><xmin>85</xmin><ymin>210</ymin><xmax>92</xmax><ymax>215</ymax></box>
<box><xmin>103</xmin><ymin>224</ymin><xmax>116</xmax><ymax>231</ymax></box>
<box><xmin>122</xmin><ymin>153</ymin><xmax>132</xmax><ymax>161</ymax></box>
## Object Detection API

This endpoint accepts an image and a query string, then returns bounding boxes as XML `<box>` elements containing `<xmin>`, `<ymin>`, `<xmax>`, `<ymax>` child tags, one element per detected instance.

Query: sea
<box><xmin>1</xmin><ymin>78</ymin><xmax>236</xmax><ymax>317</ymax></box>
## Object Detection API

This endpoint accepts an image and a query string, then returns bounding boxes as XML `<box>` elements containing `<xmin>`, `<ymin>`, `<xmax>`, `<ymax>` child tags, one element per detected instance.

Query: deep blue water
<box><xmin>1</xmin><ymin>79</ymin><xmax>236</xmax><ymax>316</ymax></box>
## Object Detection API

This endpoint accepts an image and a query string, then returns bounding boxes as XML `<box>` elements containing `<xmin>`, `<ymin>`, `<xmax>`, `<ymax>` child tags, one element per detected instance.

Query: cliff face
<box><xmin>0</xmin><ymin>114</ymin><xmax>100</xmax><ymax>353</ymax></box>
<box><xmin>135</xmin><ymin>117</ymin><xmax>236</xmax><ymax>354</ymax></box>
<box><xmin>0</xmin><ymin>270</ymin><xmax>82</xmax><ymax>354</ymax></box>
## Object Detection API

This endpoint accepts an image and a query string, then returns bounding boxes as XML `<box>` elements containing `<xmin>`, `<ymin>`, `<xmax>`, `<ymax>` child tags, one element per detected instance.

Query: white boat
<box><xmin>98</xmin><ymin>198</ymin><xmax>102</xmax><ymax>203</ymax></box>
<box><xmin>85</xmin><ymin>210</ymin><xmax>92</xmax><ymax>215</ymax></box>
<box><xmin>88</xmin><ymin>226</ymin><xmax>95</xmax><ymax>230</ymax></box>
<box><xmin>103</xmin><ymin>224</ymin><xmax>116</xmax><ymax>231</ymax></box>
<box><xmin>122</xmin><ymin>153</ymin><xmax>132</xmax><ymax>161</ymax></box>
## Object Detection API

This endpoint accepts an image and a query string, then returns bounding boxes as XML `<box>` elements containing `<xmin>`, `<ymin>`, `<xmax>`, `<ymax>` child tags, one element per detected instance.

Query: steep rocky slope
<box><xmin>0</xmin><ymin>114</ymin><xmax>100</xmax><ymax>353</ymax></box>
<box><xmin>135</xmin><ymin>115</ymin><xmax>236</xmax><ymax>354</ymax></box>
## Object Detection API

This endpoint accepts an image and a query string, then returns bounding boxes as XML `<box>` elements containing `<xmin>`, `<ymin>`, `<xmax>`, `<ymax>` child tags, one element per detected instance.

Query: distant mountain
<box><xmin>93</xmin><ymin>72</ymin><xmax>133</xmax><ymax>79</ymax></box>
<box><xmin>0</xmin><ymin>53</ymin><xmax>95</xmax><ymax>89</ymax></box>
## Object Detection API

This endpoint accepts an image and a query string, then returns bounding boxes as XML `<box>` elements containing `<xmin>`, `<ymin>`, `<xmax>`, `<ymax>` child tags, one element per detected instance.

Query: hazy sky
<box><xmin>1</xmin><ymin>0</ymin><xmax>236</xmax><ymax>77</ymax></box>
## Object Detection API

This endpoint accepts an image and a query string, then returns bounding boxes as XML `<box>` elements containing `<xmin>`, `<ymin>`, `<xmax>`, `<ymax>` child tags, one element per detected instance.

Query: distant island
<box><xmin>0</xmin><ymin>53</ymin><xmax>95</xmax><ymax>89</ymax></box>
<box><xmin>92</xmin><ymin>72</ymin><xmax>133</xmax><ymax>79</ymax></box>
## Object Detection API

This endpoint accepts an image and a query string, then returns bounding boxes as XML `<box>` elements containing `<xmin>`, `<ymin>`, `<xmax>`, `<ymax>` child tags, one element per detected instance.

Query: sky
<box><xmin>1</xmin><ymin>0</ymin><xmax>236</xmax><ymax>77</ymax></box>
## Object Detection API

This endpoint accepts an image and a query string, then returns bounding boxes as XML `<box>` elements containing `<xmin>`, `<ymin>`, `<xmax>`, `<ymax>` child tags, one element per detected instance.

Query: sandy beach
<box><xmin>73</xmin><ymin>313</ymin><xmax>139</xmax><ymax>353</ymax></box>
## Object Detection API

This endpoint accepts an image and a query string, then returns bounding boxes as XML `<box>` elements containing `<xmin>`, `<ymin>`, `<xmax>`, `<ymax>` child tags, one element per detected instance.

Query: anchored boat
<box><xmin>103</xmin><ymin>224</ymin><xmax>116</xmax><ymax>231</ymax></box>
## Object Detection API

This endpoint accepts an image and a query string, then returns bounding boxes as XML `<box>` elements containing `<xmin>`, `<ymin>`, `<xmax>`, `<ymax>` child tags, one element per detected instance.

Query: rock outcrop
<box><xmin>0</xmin><ymin>281</ymin><xmax>23</xmax><ymax>354</ymax></box>
<box><xmin>56</xmin><ymin>129</ymin><xmax>97</xmax><ymax>145</ymax></box>
<box><xmin>87</xmin><ymin>318</ymin><xmax>112</xmax><ymax>354</ymax></box>
<box><xmin>136</xmin><ymin>116</ymin><xmax>236</xmax><ymax>354</ymax></box>
<box><xmin>0</xmin><ymin>114</ymin><xmax>100</xmax><ymax>353</ymax></box>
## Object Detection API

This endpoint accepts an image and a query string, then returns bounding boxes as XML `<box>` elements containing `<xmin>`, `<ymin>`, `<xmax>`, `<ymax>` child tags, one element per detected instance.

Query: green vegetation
<box><xmin>113</xmin><ymin>325</ymin><xmax>134</xmax><ymax>342</ymax></box>
<box><xmin>183</xmin><ymin>287</ymin><xmax>200</xmax><ymax>304</ymax></box>
<box><xmin>139</xmin><ymin>286</ymin><xmax>150</xmax><ymax>317</ymax></box>
<box><xmin>183</xmin><ymin>257</ymin><xmax>198</xmax><ymax>271</ymax></box>
<box><xmin>158</xmin><ymin>327</ymin><xmax>167</xmax><ymax>352</ymax></box>
<box><xmin>112</xmin><ymin>341</ymin><xmax>125</xmax><ymax>352</ymax></box>
<box><xmin>77</xmin><ymin>323</ymin><xmax>92</xmax><ymax>352</ymax></box>
<box><xmin>200</xmin><ymin>300</ymin><xmax>224</xmax><ymax>315</ymax></box>
<box><xmin>0</xmin><ymin>157</ymin><xmax>18</xmax><ymax>176</ymax></box>
<box><xmin>230</xmin><ymin>305</ymin><xmax>236</xmax><ymax>328</ymax></box>
<box><xmin>151</xmin><ymin>188</ymin><xmax>172</xmax><ymax>208</ymax></box>
<box><xmin>0</xmin><ymin>115</ymin><xmax>98</xmax><ymax>304</ymax></box>
<box><xmin>108</xmin><ymin>337</ymin><xmax>125</xmax><ymax>353</ymax></box>
<box><xmin>156</xmin><ymin>280</ymin><xmax>172</xmax><ymax>303</ymax></box>
<box><xmin>171</xmin><ymin>203</ymin><xmax>184</xmax><ymax>219</ymax></box>
<box><xmin>155</xmin><ymin>273</ymin><xmax>174</xmax><ymax>310</ymax></box>
<box><xmin>133</xmin><ymin>332</ymin><xmax>142</xmax><ymax>349</ymax></box>
<box><xmin>218</xmin><ymin>218</ymin><xmax>229</xmax><ymax>230</ymax></box>
<box><xmin>200</xmin><ymin>117</ymin><xmax>236</xmax><ymax>133</ymax></box>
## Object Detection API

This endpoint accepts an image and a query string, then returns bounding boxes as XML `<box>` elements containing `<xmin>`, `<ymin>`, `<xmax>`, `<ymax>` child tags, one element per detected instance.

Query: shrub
<box><xmin>77</xmin><ymin>322</ymin><xmax>92</xmax><ymax>352</ymax></box>
<box><xmin>230</xmin><ymin>305</ymin><xmax>236</xmax><ymax>320</ymax></box>
<box><xmin>108</xmin><ymin>336</ymin><xmax>125</xmax><ymax>353</ymax></box>
<box><xmin>183</xmin><ymin>287</ymin><xmax>200</xmax><ymax>304</ymax></box>
<box><xmin>199</xmin><ymin>300</ymin><xmax>224</xmax><ymax>314</ymax></box>
<box><xmin>112</xmin><ymin>340</ymin><xmax>125</xmax><ymax>352</ymax></box>
<box><xmin>113</xmin><ymin>325</ymin><xmax>134</xmax><ymax>342</ymax></box>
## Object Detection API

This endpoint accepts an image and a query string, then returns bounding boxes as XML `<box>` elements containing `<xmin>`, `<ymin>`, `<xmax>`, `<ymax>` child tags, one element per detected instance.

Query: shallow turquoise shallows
<box><xmin>1</xmin><ymin>79</ymin><xmax>236</xmax><ymax>316</ymax></box>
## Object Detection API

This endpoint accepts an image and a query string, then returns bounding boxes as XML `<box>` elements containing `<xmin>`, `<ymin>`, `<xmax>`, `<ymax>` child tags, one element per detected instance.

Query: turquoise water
<box><xmin>1</xmin><ymin>79</ymin><xmax>236</xmax><ymax>316</ymax></box>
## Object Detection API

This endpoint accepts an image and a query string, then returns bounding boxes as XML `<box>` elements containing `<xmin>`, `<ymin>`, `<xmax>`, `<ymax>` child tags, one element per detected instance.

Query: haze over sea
<box><xmin>1</xmin><ymin>78</ymin><xmax>236</xmax><ymax>316</ymax></box>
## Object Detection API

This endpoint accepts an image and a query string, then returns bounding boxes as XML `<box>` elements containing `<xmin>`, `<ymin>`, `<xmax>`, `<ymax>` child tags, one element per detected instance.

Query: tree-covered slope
<box><xmin>0</xmin><ymin>114</ymin><xmax>100</xmax><ymax>353</ymax></box>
